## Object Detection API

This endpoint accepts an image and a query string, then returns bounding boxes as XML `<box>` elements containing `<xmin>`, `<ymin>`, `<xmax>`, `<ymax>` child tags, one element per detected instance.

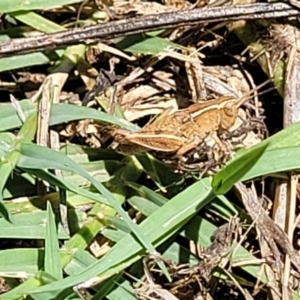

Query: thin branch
<box><xmin>0</xmin><ymin>3</ymin><xmax>299</xmax><ymax>57</ymax></box>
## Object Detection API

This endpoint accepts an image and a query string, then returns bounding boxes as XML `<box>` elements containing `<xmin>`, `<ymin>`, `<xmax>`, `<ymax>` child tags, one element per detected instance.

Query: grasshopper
<box><xmin>113</xmin><ymin>109</ymin><xmax>194</xmax><ymax>154</ymax></box>
<box><xmin>112</xmin><ymin>81</ymin><xmax>270</xmax><ymax>163</ymax></box>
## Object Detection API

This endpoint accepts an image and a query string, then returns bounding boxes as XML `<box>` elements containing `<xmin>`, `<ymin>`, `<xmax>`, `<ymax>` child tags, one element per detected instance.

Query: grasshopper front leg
<box><xmin>174</xmin><ymin>132</ymin><xmax>230</xmax><ymax>173</ymax></box>
<box><xmin>176</xmin><ymin>131</ymin><xmax>230</xmax><ymax>160</ymax></box>
<box><xmin>174</xmin><ymin>136</ymin><xmax>217</xmax><ymax>173</ymax></box>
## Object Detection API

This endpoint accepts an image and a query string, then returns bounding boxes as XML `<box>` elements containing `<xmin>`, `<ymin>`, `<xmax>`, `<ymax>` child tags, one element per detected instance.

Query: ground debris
<box><xmin>135</xmin><ymin>219</ymin><xmax>240</xmax><ymax>300</ymax></box>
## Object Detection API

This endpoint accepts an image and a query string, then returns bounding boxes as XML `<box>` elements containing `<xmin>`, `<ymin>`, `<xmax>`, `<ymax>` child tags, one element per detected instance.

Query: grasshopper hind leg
<box><xmin>175</xmin><ymin>143</ymin><xmax>222</xmax><ymax>176</ymax></box>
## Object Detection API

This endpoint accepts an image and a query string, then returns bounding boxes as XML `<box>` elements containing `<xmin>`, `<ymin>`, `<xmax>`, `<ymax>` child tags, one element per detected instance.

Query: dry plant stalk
<box><xmin>231</xmin><ymin>17</ymin><xmax>300</xmax><ymax>293</ymax></box>
<box><xmin>0</xmin><ymin>3</ymin><xmax>298</xmax><ymax>57</ymax></box>
<box><xmin>235</xmin><ymin>182</ymin><xmax>300</xmax><ymax>275</ymax></box>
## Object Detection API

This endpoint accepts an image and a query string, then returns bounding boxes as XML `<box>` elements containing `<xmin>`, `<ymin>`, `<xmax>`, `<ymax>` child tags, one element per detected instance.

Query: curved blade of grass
<box><xmin>212</xmin><ymin>121</ymin><xmax>300</xmax><ymax>193</ymax></box>
<box><xmin>209</xmin><ymin>196</ymin><xmax>239</xmax><ymax>220</ymax></box>
<box><xmin>0</xmin><ymin>101</ymin><xmax>139</xmax><ymax>132</ymax></box>
<box><xmin>63</xmin><ymin>248</ymin><xmax>124</xmax><ymax>299</ymax></box>
<box><xmin>241</xmin><ymin>146</ymin><xmax>300</xmax><ymax>180</ymax></box>
<box><xmin>50</xmin><ymin>104</ymin><xmax>139</xmax><ymax>131</ymax></box>
<box><xmin>105</xmin><ymin>216</ymin><xmax>132</xmax><ymax>233</ymax></box>
<box><xmin>128</xmin><ymin>196</ymin><xmax>161</xmax><ymax>217</ymax></box>
<box><xmin>28</xmin><ymin>178</ymin><xmax>214</xmax><ymax>296</ymax></box>
<box><xmin>213</xmin><ymin>124</ymin><xmax>300</xmax><ymax>190</ymax></box>
<box><xmin>212</xmin><ymin>141</ymin><xmax>269</xmax><ymax>194</ymax></box>
<box><xmin>91</xmin><ymin>274</ymin><xmax>124</xmax><ymax>300</ymax></box>
<box><xmin>33</xmin><ymin>271</ymin><xmax>77</xmax><ymax>300</ymax></box>
<box><xmin>102</xmin><ymin>228</ymin><xmax>126</xmax><ymax>242</ymax></box>
<box><xmin>60</xmin><ymin>162</ymin><xmax>143</xmax><ymax>267</ymax></box>
<box><xmin>105</xmin><ymin>280</ymin><xmax>136</xmax><ymax>300</ymax></box>
<box><xmin>64</xmin><ymin>250</ymin><xmax>98</xmax><ymax>275</ymax></box>
<box><xmin>24</xmin><ymin>169</ymin><xmax>110</xmax><ymax>206</ymax></box>
<box><xmin>17</xmin><ymin>142</ymin><xmax>170</xmax><ymax>280</ymax></box>
<box><xmin>17</xmin><ymin>111</ymin><xmax>37</xmax><ymax>141</ymax></box>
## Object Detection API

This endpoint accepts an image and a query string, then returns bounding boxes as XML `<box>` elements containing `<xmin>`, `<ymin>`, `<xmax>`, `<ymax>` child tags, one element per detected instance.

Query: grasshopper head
<box><xmin>219</xmin><ymin>79</ymin><xmax>272</xmax><ymax>131</ymax></box>
<box><xmin>220</xmin><ymin>100</ymin><xmax>239</xmax><ymax>130</ymax></box>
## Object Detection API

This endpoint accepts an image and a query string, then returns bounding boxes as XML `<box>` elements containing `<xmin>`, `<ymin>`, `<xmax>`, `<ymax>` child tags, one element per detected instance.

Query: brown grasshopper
<box><xmin>111</xmin><ymin>81</ymin><xmax>269</xmax><ymax>162</ymax></box>
<box><xmin>113</xmin><ymin>109</ymin><xmax>194</xmax><ymax>154</ymax></box>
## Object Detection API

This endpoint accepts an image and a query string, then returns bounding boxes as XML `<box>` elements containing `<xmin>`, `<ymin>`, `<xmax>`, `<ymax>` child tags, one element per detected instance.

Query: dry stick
<box><xmin>235</xmin><ymin>182</ymin><xmax>300</xmax><ymax>274</ymax></box>
<box><xmin>36</xmin><ymin>77</ymin><xmax>52</xmax><ymax>195</ymax></box>
<box><xmin>281</xmin><ymin>29</ymin><xmax>300</xmax><ymax>297</ymax></box>
<box><xmin>0</xmin><ymin>3</ymin><xmax>299</xmax><ymax>57</ymax></box>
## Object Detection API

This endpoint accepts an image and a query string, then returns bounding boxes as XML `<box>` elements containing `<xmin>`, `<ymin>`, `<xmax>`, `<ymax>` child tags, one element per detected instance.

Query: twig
<box><xmin>36</xmin><ymin>77</ymin><xmax>52</xmax><ymax>195</ymax></box>
<box><xmin>0</xmin><ymin>3</ymin><xmax>299</xmax><ymax>57</ymax></box>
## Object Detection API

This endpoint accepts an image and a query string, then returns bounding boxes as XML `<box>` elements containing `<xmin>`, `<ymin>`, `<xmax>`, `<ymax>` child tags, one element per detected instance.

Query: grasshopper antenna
<box><xmin>238</xmin><ymin>78</ymin><xmax>274</xmax><ymax>107</ymax></box>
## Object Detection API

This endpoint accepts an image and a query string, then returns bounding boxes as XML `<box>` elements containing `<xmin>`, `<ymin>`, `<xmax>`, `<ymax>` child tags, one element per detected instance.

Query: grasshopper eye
<box><xmin>220</xmin><ymin>103</ymin><xmax>238</xmax><ymax>129</ymax></box>
<box><xmin>224</xmin><ymin>104</ymin><xmax>235</xmax><ymax>117</ymax></box>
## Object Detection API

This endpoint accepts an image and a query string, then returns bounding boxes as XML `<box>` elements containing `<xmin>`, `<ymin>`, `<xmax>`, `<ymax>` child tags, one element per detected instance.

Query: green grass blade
<box><xmin>0</xmin><ymin>210</ymin><xmax>68</xmax><ymax>239</ymax></box>
<box><xmin>11</xmin><ymin>11</ymin><xmax>63</xmax><ymax>33</ymax></box>
<box><xmin>23</xmin><ymin>168</ymin><xmax>110</xmax><ymax>206</ymax></box>
<box><xmin>45</xmin><ymin>202</ymin><xmax>63</xmax><ymax>280</ymax></box>
<box><xmin>241</xmin><ymin>146</ymin><xmax>300</xmax><ymax>180</ymax></box>
<box><xmin>212</xmin><ymin>121</ymin><xmax>300</xmax><ymax>189</ymax></box>
<box><xmin>28</xmin><ymin>178</ymin><xmax>214</xmax><ymax>296</ymax></box>
<box><xmin>0</xmin><ymin>249</ymin><xmax>44</xmax><ymax>277</ymax></box>
<box><xmin>0</xmin><ymin>132</ymin><xmax>16</xmax><ymax>156</ymax></box>
<box><xmin>0</xmin><ymin>0</ymin><xmax>84</xmax><ymax>13</ymax></box>
<box><xmin>212</xmin><ymin>141</ymin><xmax>269</xmax><ymax>194</ymax></box>
<box><xmin>17</xmin><ymin>111</ymin><xmax>38</xmax><ymax>141</ymax></box>
<box><xmin>1</xmin><ymin>277</ymin><xmax>42</xmax><ymax>300</ymax></box>
<box><xmin>0</xmin><ymin>10</ymin><xmax>66</xmax><ymax>71</ymax></box>
<box><xmin>91</xmin><ymin>274</ymin><xmax>124</xmax><ymax>300</ymax></box>
<box><xmin>17</xmin><ymin>142</ymin><xmax>169</xmax><ymax>278</ymax></box>
<box><xmin>0</xmin><ymin>100</ymin><xmax>36</xmax><ymax>131</ymax></box>
<box><xmin>212</xmin><ymin>121</ymin><xmax>300</xmax><ymax>185</ymax></box>
<box><xmin>116</xmin><ymin>35</ymin><xmax>186</xmax><ymax>56</ymax></box>
<box><xmin>105</xmin><ymin>280</ymin><xmax>136</xmax><ymax>300</ymax></box>
<box><xmin>50</xmin><ymin>104</ymin><xmax>139</xmax><ymax>131</ymax></box>
<box><xmin>0</xmin><ymin>52</ymin><xmax>63</xmax><ymax>72</ymax></box>
<box><xmin>0</xmin><ymin>101</ymin><xmax>139</xmax><ymax>132</ymax></box>
<box><xmin>125</xmin><ymin>181</ymin><xmax>168</xmax><ymax>206</ymax></box>
<box><xmin>0</xmin><ymin>151</ymin><xmax>21</xmax><ymax>222</ymax></box>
